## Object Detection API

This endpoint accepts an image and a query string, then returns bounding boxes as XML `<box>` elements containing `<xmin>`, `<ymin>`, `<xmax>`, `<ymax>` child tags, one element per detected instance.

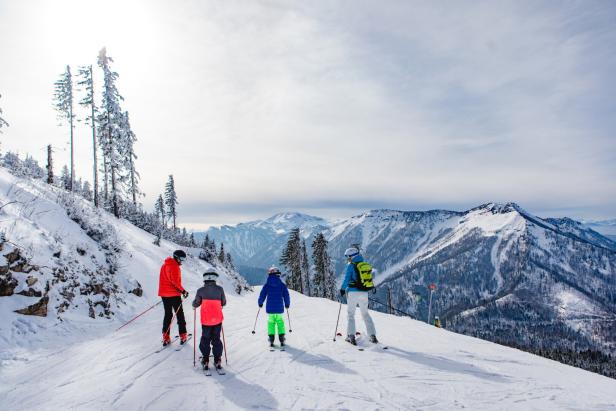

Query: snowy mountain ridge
<box><xmin>1</xmin><ymin>169</ymin><xmax>615</xmax><ymax>409</ymax></box>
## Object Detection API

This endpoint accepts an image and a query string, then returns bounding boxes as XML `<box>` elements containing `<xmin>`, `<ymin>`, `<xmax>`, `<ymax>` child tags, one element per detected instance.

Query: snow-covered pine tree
<box><xmin>77</xmin><ymin>65</ymin><xmax>99</xmax><ymax>207</ymax></box>
<box><xmin>226</xmin><ymin>252</ymin><xmax>236</xmax><ymax>271</ymax></box>
<box><xmin>280</xmin><ymin>228</ymin><xmax>304</xmax><ymax>294</ymax></box>
<box><xmin>53</xmin><ymin>65</ymin><xmax>75</xmax><ymax>191</ymax></box>
<box><xmin>120</xmin><ymin>111</ymin><xmax>140</xmax><ymax>206</ymax></box>
<box><xmin>97</xmin><ymin>47</ymin><xmax>125</xmax><ymax>217</ymax></box>
<box><xmin>312</xmin><ymin>232</ymin><xmax>336</xmax><ymax>300</ymax></box>
<box><xmin>82</xmin><ymin>181</ymin><xmax>93</xmax><ymax>201</ymax></box>
<box><xmin>189</xmin><ymin>232</ymin><xmax>196</xmax><ymax>247</ymax></box>
<box><xmin>218</xmin><ymin>243</ymin><xmax>226</xmax><ymax>264</ymax></box>
<box><xmin>46</xmin><ymin>145</ymin><xmax>54</xmax><ymax>184</ymax></box>
<box><xmin>154</xmin><ymin>194</ymin><xmax>165</xmax><ymax>228</ymax></box>
<box><xmin>164</xmin><ymin>175</ymin><xmax>178</xmax><ymax>230</ymax></box>
<box><xmin>60</xmin><ymin>165</ymin><xmax>70</xmax><ymax>190</ymax></box>
<box><xmin>301</xmin><ymin>239</ymin><xmax>311</xmax><ymax>296</ymax></box>
<box><xmin>0</xmin><ymin>93</ymin><xmax>8</xmax><ymax>132</ymax></box>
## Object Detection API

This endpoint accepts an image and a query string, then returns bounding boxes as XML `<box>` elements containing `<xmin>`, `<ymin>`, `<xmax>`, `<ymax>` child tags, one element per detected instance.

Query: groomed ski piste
<box><xmin>0</xmin><ymin>169</ymin><xmax>615</xmax><ymax>410</ymax></box>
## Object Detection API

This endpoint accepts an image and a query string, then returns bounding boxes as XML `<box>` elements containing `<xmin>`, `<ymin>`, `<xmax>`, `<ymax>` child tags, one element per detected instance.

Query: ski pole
<box><xmin>333</xmin><ymin>299</ymin><xmax>342</xmax><ymax>341</ymax></box>
<box><xmin>251</xmin><ymin>307</ymin><xmax>261</xmax><ymax>334</ymax></box>
<box><xmin>286</xmin><ymin>308</ymin><xmax>293</xmax><ymax>333</ymax></box>
<box><xmin>221</xmin><ymin>324</ymin><xmax>228</xmax><ymax>365</ymax></box>
<box><xmin>115</xmin><ymin>300</ymin><xmax>162</xmax><ymax>332</ymax></box>
<box><xmin>193</xmin><ymin>307</ymin><xmax>197</xmax><ymax>367</ymax></box>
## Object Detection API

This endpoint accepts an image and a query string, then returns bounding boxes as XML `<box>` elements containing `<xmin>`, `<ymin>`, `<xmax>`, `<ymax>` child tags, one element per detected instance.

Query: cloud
<box><xmin>0</xmin><ymin>0</ymin><xmax>614</xmax><ymax>227</ymax></box>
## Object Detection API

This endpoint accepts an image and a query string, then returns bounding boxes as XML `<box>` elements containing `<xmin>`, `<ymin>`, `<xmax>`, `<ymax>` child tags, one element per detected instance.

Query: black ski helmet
<box><xmin>173</xmin><ymin>250</ymin><xmax>187</xmax><ymax>262</ymax></box>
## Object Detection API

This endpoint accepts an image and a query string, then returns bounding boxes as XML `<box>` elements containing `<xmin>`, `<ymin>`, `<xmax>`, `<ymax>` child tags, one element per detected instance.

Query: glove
<box><xmin>259</xmin><ymin>304</ymin><xmax>263</xmax><ymax>308</ymax></box>
<box><xmin>182</xmin><ymin>290</ymin><xmax>189</xmax><ymax>299</ymax></box>
<box><xmin>285</xmin><ymin>305</ymin><xmax>290</xmax><ymax>309</ymax></box>
<box><xmin>340</xmin><ymin>289</ymin><xmax>345</xmax><ymax>297</ymax></box>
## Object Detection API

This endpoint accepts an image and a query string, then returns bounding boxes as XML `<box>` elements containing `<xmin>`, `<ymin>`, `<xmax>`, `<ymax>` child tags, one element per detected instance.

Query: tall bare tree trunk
<box><xmin>90</xmin><ymin>66</ymin><xmax>99</xmax><ymax>208</ymax></box>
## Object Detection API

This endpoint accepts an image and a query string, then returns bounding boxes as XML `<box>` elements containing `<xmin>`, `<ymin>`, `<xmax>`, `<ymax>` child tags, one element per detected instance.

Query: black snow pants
<box><xmin>162</xmin><ymin>296</ymin><xmax>187</xmax><ymax>335</ymax></box>
<box><xmin>199</xmin><ymin>323</ymin><xmax>223</xmax><ymax>363</ymax></box>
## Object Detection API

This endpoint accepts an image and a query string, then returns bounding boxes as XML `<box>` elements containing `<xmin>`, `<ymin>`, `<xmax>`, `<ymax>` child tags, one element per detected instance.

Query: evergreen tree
<box><xmin>312</xmin><ymin>233</ymin><xmax>336</xmax><ymax>300</ymax></box>
<box><xmin>46</xmin><ymin>145</ymin><xmax>54</xmax><ymax>184</ymax></box>
<box><xmin>53</xmin><ymin>65</ymin><xmax>75</xmax><ymax>191</ymax></box>
<box><xmin>280</xmin><ymin>228</ymin><xmax>304</xmax><ymax>293</ymax></box>
<box><xmin>154</xmin><ymin>194</ymin><xmax>165</xmax><ymax>228</ymax></box>
<box><xmin>97</xmin><ymin>47</ymin><xmax>124</xmax><ymax>217</ymax></box>
<box><xmin>164</xmin><ymin>175</ymin><xmax>178</xmax><ymax>230</ymax></box>
<box><xmin>189</xmin><ymin>232</ymin><xmax>196</xmax><ymax>247</ymax></box>
<box><xmin>301</xmin><ymin>239</ymin><xmax>311</xmax><ymax>296</ymax></box>
<box><xmin>0</xmin><ymin>93</ymin><xmax>8</xmax><ymax>132</ymax></box>
<box><xmin>60</xmin><ymin>165</ymin><xmax>70</xmax><ymax>190</ymax></box>
<box><xmin>226</xmin><ymin>252</ymin><xmax>236</xmax><ymax>271</ymax></box>
<box><xmin>218</xmin><ymin>243</ymin><xmax>226</xmax><ymax>264</ymax></box>
<box><xmin>120</xmin><ymin>111</ymin><xmax>140</xmax><ymax>206</ymax></box>
<box><xmin>82</xmin><ymin>181</ymin><xmax>93</xmax><ymax>201</ymax></box>
<box><xmin>77</xmin><ymin>65</ymin><xmax>99</xmax><ymax>207</ymax></box>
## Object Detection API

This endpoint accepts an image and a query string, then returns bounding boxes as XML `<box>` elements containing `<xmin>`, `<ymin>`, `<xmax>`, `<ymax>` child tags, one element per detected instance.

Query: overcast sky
<box><xmin>1</xmin><ymin>0</ymin><xmax>615</xmax><ymax>228</ymax></box>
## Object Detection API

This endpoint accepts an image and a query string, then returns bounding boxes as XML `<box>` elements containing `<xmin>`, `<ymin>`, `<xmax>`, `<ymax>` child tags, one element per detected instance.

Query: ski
<box><xmin>204</xmin><ymin>365</ymin><xmax>212</xmax><ymax>376</ymax></box>
<box><xmin>155</xmin><ymin>336</ymin><xmax>179</xmax><ymax>353</ymax></box>
<box><xmin>215</xmin><ymin>365</ymin><xmax>226</xmax><ymax>375</ymax></box>
<box><xmin>175</xmin><ymin>334</ymin><xmax>193</xmax><ymax>351</ymax></box>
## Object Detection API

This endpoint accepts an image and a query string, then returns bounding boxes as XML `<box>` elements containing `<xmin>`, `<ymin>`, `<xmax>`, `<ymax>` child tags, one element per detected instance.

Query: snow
<box><xmin>1</xmin><ymin>171</ymin><xmax>615</xmax><ymax>409</ymax></box>
<box><xmin>2</xmin><ymin>290</ymin><xmax>616</xmax><ymax>410</ymax></box>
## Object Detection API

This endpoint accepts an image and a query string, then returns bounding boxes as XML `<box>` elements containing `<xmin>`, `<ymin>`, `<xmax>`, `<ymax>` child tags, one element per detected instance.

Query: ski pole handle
<box><xmin>251</xmin><ymin>307</ymin><xmax>261</xmax><ymax>334</ymax></box>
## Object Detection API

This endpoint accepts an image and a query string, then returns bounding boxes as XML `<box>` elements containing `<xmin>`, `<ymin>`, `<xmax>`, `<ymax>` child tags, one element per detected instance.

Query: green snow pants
<box><xmin>267</xmin><ymin>313</ymin><xmax>286</xmax><ymax>335</ymax></box>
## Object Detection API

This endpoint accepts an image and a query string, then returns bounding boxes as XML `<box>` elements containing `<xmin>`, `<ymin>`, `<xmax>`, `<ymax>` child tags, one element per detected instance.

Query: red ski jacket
<box><xmin>192</xmin><ymin>282</ymin><xmax>226</xmax><ymax>326</ymax></box>
<box><xmin>158</xmin><ymin>257</ymin><xmax>186</xmax><ymax>297</ymax></box>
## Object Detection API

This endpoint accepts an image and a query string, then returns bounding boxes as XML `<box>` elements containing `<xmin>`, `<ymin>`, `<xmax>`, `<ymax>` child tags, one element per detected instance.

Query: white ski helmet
<box><xmin>344</xmin><ymin>247</ymin><xmax>360</xmax><ymax>258</ymax></box>
<box><xmin>203</xmin><ymin>269</ymin><xmax>219</xmax><ymax>282</ymax></box>
<box><xmin>268</xmin><ymin>266</ymin><xmax>281</xmax><ymax>276</ymax></box>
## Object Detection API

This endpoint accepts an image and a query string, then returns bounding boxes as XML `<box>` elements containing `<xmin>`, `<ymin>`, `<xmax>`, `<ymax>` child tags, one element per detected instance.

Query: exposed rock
<box><xmin>17</xmin><ymin>288</ymin><xmax>42</xmax><ymax>297</ymax></box>
<box><xmin>0</xmin><ymin>273</ymin><xmax>18</xmax><ymax>296</ymax></box>
<box><xmin>5</xmin><ymin>249</ymin><xmax>21</xmax><ymax>264</ymax></box>
<box><xmin>129</xmin><ymin>285</ymin><xmax>143</xmax><ymax>297</ymax></box>
<box><xmin>53</xmin><ymin>251</ymin><xmax>61</xmax><ymax>258</ymax></box>
<box><xmin>26</xmin><ymin>276</ymin><xmax>38</xmax><ymax>286</ymax></box>
<box><xmin>14</xmin><ymin>296</ymin><xmax>48</xmax><ymax>316</ymax></box>
<box><xmin>76</xmin><ymin>247</ymin><xmax>86</xmax><ymax>256</ymax></box>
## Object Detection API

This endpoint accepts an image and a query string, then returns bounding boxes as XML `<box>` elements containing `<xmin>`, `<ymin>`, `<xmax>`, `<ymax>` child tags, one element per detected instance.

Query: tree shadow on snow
<box><xmin>220</xmin><ymin>370</ymin><xmax>279</xmax><ymax>410</ymax></box>
<box><xmin>383</xmin><ymin>347</ymin><xmax>511</xmax><ymax>383</ymax></box>
<box><xmin>284</xmin><ymin>346</ymin><xmax>357</xmax><ymax>375</ymax></box>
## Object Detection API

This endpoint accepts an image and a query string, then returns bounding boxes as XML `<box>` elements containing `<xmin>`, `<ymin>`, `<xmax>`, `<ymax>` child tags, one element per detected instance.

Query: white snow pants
<box><xmin>346</xmin><ymin>291</ymin><xmax>376</xmax><ymax>336</ymax></box>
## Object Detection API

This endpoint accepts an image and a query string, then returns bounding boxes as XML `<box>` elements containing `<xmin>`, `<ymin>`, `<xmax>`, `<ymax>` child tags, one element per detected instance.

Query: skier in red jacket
<box><xmin>158</xmin><ymin>250</ymin><xmax>189</xmax><ymax>346</ymax></box>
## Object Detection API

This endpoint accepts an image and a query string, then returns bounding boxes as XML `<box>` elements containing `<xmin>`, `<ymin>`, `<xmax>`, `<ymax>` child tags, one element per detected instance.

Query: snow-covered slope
<box><xmin>1</xmin><ymin>171</ymin><xmax>614</xmax><ymax>409</ymax></box>
<box><xmin>0</xmin><ymin>167</ymin><xmax>247</xmax><ymax>351</ymax></box>
<box><xmin>1</xmin><ymin>289</ymin><xmax>615</xmax><ymax>410</ymax></box>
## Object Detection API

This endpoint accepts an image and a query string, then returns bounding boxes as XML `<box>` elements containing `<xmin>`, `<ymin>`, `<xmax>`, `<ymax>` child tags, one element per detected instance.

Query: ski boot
<box><xmin>345</xmin><ymin>334</ymin><xmax>357</xmax><ymax>345</ymax></box>
<box><xmin>162</xmin><ymin>332</ymin><xmax>171</xmax><ymax>346</ymax></box>
<box><xmin>180</xmin><ymin>333</ymin><xmax>188</xmax><ymax>345</ymax></box>
<box><xmin>215</xmin><ymin>359</ymin><xmax>223</xmax><ymax>370</ymax></box>
<box><xmin>279</xmin><ymin>334</ymin><xmax>286</xmax><ymax>347</ymax></box>
<box><xmin>369</xmin><ymin>335</ymin><xmax>379</xmax><ymax>344</ymax></box>
<box><xmin>201</xmin><ymin>356</ymin><xmax>209</xmax><ymax>370</ymax></box>
<box><xmin>268</xmin><ymin>334</ymin><xmax>275</xmax><ymax>348</ymax></box>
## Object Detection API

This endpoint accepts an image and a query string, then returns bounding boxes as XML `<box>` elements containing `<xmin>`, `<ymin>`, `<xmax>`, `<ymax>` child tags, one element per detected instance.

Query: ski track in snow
<box><xmin>1</xmin><ymin>290</ymin><xmax>616</xmax><ymax>410</ymax></box>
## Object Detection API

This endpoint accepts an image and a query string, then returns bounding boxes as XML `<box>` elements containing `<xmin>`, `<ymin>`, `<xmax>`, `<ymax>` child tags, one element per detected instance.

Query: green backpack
<box><xmin>350</xmin><ymin>261</ymin><xmax>375</xmax><ymax>291</ymax></box>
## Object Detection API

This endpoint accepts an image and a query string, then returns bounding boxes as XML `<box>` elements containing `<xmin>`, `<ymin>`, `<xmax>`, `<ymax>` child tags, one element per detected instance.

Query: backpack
<box><xmin>350</xmin><ymin>261</ymin><xmax>375</xmax><ymax>291</ymax></box>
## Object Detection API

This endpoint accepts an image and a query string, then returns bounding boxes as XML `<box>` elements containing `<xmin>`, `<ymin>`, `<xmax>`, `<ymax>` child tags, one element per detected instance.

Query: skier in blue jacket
<box><xmin>258</xmin><ymin>267</ymin><xmax>291</xmax><ymax>347</ymax></box>
<box><xmin>340</xmin><ymin>247</ymin><xmax>378</xmax><ymax>345</ymax></box>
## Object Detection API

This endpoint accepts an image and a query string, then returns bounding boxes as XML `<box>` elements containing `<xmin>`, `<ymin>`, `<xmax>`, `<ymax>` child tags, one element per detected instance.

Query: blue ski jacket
<box><xmin>258</xmin><ymin>274</ymin><xmax>291</xmax><ymax>314</ymax></box>
<box><xmin>341</xmin><ymin>254</ymin><xmax>367</xmax><ymax>292</ymax></box>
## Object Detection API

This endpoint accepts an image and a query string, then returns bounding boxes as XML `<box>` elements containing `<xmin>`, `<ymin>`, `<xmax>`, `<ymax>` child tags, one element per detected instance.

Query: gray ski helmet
<box><xmin>203</xmin><ymin>269</ymin><xmax>219</xmax><ymax>281</ymax></box>
<box><xmin>173</xmin><ymin>250</ymin><xmax>187</xmax><ymax>261</ymax></box>
<box><xmin>268</xmin><ymin>266</ymin><xmax>281</xmax><ymax>276</ymax></box>
<box><xmin>344</xmin><ymin>247</ymin><xmax>360</xmax><ymax>258</ymax></box>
